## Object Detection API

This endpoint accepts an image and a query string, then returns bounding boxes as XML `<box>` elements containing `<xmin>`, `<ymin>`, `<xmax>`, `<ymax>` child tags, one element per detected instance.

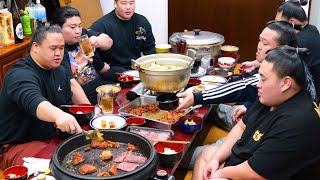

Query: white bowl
<box><xmin>218</xmin><ymin>57</ymin><xmax>236</xmax><ymax>69</ymax></box>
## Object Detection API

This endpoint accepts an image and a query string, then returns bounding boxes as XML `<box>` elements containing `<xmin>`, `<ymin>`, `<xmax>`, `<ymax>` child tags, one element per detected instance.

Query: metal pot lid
<box><xmin>170</xmin><ymin>29</ymin><xmax>224</xmax><ymax>46</ymax></box>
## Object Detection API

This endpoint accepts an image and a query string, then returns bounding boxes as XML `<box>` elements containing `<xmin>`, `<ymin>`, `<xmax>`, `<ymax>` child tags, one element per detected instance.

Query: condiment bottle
<box><xmin>8</xmin><ymin>0</ymin><xmax>23</xmax><ymax>43</ymax></box>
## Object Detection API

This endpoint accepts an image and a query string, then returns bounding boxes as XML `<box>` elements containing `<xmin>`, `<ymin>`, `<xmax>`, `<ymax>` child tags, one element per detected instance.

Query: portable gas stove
<box><xmin>126</xmin><ymin>83</ymin><xmax>184</xmax><ymax>101</ymax></box>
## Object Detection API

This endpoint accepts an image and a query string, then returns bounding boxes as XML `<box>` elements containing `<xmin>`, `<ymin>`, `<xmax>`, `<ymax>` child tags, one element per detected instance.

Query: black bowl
<box><xmin>156</xmin><ymin>93</ymin><xmax>179</xmax><ymax>110</ymax></box>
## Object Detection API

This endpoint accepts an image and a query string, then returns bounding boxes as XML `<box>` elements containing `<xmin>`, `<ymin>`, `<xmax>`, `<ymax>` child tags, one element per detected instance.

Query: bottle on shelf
<box><xmin>21</xmin><ymin>10</ymin><xmax>32</xmax><ymax>38</ymax></box>
<box><xmin>34</xmin><ymin>0</ymin><xmax>46</xmax><ymax>28</ymax></box>
<box><xmin>25</xmin><ymin>0</ymin><xmax>35</xmax><ymax>32</ymax></box>
<box><xmin>8</xmin><ymin>0</ymin><xmax>23</xmax><ymax>43</ymax></box>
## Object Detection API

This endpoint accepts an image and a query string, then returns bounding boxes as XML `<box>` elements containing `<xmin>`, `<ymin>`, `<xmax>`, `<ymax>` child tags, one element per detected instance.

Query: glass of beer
<box><xmin>79</xmin><ymin>34</ymin><xmax>94</xmax><ymax>58</ymax></box>
<box><xmin>97</xmin><ymin>91</ymin><xmax>114</xmax><ymax>114</ymax></box>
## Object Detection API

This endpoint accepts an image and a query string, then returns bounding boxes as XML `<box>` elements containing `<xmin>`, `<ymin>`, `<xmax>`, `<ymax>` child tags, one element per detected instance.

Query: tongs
<box><xmin>83</xmin><ymin>129</ymin><xmax>104</xmax><ymax>142</ymax></box>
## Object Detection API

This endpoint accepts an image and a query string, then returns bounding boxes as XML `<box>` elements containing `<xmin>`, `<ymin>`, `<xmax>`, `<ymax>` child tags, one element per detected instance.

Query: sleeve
<box><xmin>243</xmin><ymin>101</ymin><xmax>253</xmax><ymax>110</ymax></box>
<box><xmin>247</xmin><ymin>114</ymin><xmax>312</xmax><ymax>179</ymax></box>
<box><xmin>201</xmin><ymin>76</ymin><xmax>259</xmax><ymax>104</ymax></box>
<box><xmin>6</xmin><ymin>70</ymin><xmax>47</xmax><ymax>117</ymax></box>
<box><xmin>140</xmin><ymin>18</ymin><xmax>156</xmax><ymax>55</ymax></box>
<box><xmin>85</xmin><ymin>28</ymin><xmax>102</xmax><ymax>37</ymax></box>
<box><xmin>92</xmin><ymin>52</ymin><xmax>105</xmax><ymax>71</ymax></box>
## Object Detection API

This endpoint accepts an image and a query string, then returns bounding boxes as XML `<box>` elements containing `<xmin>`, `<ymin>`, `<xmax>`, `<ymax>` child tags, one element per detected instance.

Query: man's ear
<box><xmin>281</xmin><ymin>76</ymin><xmax>292</xmax><ymax>92</ymax></box>
<box><xmin>32</xmin><ymin>42</ymin><xmax>39</xmax><ymax>53</ymax></box>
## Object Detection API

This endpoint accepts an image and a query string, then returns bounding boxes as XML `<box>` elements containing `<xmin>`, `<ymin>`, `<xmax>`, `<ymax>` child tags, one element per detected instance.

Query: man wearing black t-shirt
<box><xmin>90</xmin><ymin>0</ymin><xmax>156</xmax><ymax>82</ymax></box>
<box><xmin>193</xmin><ymin>46</ymin><xmax>320</xmax><ymax>180</ymax></box>
<box><xmin>0</xmin><ymin>26</ymin><xmax>88</xmax><ymax>169</ymax></box>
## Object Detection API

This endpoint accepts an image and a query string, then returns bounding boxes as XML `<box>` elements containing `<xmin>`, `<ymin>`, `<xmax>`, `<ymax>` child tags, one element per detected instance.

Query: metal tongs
<box><xmin>83</xmin><ymin>129</ymin><xmax>104</xmax><ymax>142</ymax></box>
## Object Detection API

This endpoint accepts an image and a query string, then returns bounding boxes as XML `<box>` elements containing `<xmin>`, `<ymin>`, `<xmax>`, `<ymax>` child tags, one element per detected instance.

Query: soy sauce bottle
<box><xmin>9</xmin><ymin>0</ymin><xmax>23</xmax><ymax>43</ymax></box>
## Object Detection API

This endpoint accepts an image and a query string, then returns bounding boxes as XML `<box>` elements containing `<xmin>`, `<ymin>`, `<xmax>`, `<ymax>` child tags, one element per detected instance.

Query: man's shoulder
<box><xmin>133</xmin><ymin>13</ymin><xmax>150</xmax><ymax>23</ymax></box>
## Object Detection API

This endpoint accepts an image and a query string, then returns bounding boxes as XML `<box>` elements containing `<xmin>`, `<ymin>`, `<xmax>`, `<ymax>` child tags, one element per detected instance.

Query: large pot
<box><xmin>169</xmin><ymin>29</ymin><xmax>225</xmax><ymax>64</ymax></box>
<box><xmin>132</xmin><ymin>54</ymin><xmax>194</xmax><ymax>92</ymax></box>
<box><xmin>50</xmin><ymin>130</ymin><xmax>159</xmax><ymax>180</ymax></box>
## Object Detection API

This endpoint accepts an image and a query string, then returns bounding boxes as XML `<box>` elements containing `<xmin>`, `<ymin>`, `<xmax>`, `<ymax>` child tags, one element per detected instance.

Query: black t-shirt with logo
<box><xmin>226</xmin><ymin>91</ymin><xmax>320</xmax><ymax>179</ymax></box>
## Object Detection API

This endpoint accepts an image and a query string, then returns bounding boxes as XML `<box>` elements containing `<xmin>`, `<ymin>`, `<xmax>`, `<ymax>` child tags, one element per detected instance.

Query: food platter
<box><xmin>119</xmin><ymin>97</ymin><xmax>191</xmax><ymax>130</ymax></box>
<box><xmin>89</xmin><ymin>115</ymin><xmax>127</xmax><ymax>130</ymax></box>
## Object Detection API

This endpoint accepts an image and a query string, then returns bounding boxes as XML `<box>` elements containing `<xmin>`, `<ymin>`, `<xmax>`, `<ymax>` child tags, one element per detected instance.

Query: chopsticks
<box><xmin>151</xmin><ymin>139</ymin><xmax>190</xmax><ymax>144</ymax></box>
<box><xmin>60</xmin><ymin>105</ymin><xmax>95</xmax><ymax>108</ymax></box>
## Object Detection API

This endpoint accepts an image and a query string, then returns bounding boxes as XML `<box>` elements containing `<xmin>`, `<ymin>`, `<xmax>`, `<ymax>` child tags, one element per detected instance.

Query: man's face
<box><xmin>61</xmin><ymin>16</ymin><xmax>82</xmax><ymax>45</ymax></box>
<box><xmin>256</xmin><ymin>28</ymin><xmax>279</xmax><ymax>63</ymax></box>
<box><xmin>114</xmin><ymin>0</ymin><xmax>135</xmax><ymax>20</ymax></box>
<box><xmin>33</xmin><ymin>33</ymin><xmax>65</xmax><ymax>70</ymax></box>
<box><xmin>257</xmin><ymin>61</ymin><xmax>283</xmax><ymax>107</ymax></box>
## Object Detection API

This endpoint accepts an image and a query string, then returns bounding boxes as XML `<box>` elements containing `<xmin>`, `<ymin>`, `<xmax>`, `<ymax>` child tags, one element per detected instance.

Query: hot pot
<box><xmin>50</xmin><ymin>130</ymin><xmax>159</xmax><ymax>180</ymax></box>
<box><xmin>169</xmin><ymin>29</ymin><xmax>225</xmax><ymax>66</ymax></box>
<box><xmin>132</xmin><ymin>53</ymin><xmax>194</xmax><ymax>92</ymax></box>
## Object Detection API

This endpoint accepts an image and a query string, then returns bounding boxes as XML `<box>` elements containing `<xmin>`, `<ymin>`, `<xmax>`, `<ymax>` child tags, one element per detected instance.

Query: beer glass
<box><xmin>97</xmin><ymin>90</ymin><xmax>114</xmax><ymax>114</ymax></box>
<box><xmin>79</xmin><ymin>34</ymin><xmax>94</xmax><ymax>58</ymax></box>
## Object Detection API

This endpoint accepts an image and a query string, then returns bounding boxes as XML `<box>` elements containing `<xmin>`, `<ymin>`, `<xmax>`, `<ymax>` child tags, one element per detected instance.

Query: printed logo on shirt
<box><xmin>135</xmin><ymin>27</ymin><xmax>146</xmax><ymax>41</ymax></box>
<box><xmin>252</xmin><ymin>130</ymin><xmax>264</xmax><ymax>141</ymax></box>
<box><xmin>68</xmin><ymin>46</ymin><xmax>99</xmax><ymax>85</ymax></box>
<box><xmin>57</xmin><ymin>85</ymin><xmax>62</xmax><ymax>91</ymax></box>
<box><xmin>313</xmin><ymin>102</ymin><xmax>320</xmax><ymax>118</ymax></box>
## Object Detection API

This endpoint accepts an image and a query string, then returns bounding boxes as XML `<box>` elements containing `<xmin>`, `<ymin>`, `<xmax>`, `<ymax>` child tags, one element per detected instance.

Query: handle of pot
<box><xmin>131</xmin><ymin>59</ymin><xmax>140</xmax><ymax>70</ymax></box>
<box><xmin>187</xmin><ymin>49</ymin><xmax>196</xmax><ymax>67</ymax></box>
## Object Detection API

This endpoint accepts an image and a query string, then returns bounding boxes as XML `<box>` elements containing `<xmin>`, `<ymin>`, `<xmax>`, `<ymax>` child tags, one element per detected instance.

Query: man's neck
<box><xmin>30</xmin><ymin>51</ymin><xmax>48</xmax><ymax>70</ymax></box>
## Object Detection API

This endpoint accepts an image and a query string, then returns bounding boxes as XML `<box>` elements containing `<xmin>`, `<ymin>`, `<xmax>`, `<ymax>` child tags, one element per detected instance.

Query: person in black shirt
<box><xmin>90</xmin><ymin>0</ymin><xmax>156</xmax><ymax>82</ymax></box>
<box><xmin>0</xmin><ymin>26</ymin><xmax>88</xmax><ymax>169</ymax></box>
<box><xmin>193</xmin><ymin>46</ymin><xmax>320</xmax><ymax>180</ymax></box>
<box><xmin>51</xmin><ymin>6</ymin><xmax>113</xmax><ymax>104</ymax></box>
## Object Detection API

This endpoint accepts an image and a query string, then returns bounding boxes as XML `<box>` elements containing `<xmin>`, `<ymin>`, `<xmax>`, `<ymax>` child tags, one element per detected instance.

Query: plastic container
<box><xmin>34</xmin><ymin>0</ymin><xmax>46</xmax><ymax>27</ymax></box>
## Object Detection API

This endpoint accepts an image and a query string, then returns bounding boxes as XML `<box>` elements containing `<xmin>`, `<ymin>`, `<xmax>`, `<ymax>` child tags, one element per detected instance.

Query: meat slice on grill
<box><xmin>127</xmin><ymin>143</ymin><xmax>137</xmax><ymax>151</ymax></box>
<box><xmin>72</xmin><ymin>151</ymin><xmax>85</xmax><ymax>166</ymax></box>
<box><xmin>109</xmin><ymin>164</ymin><xmax>118</xmax><ymax>176</ymax></box>
<box><xmin>78</xmin><ymin>164</ymin><xmax>97</xmax><ymax>175</ymax></box>
<box><xmin>114</xmin><ymin>151</ymin><xmax>147</xmax><ymax>164</ymax></box>
<box><xmin>97</xmin><ymin>171</ymin><xmax>111</xmax><ymax>177</ymax></box>
<box><xmin>99</xmin><ymin>140</ymin><xmax>120</xmax><ymax>149</ymax></box>
<box><xmin>100</xmin><ymin>150</ymin><xmax>113</xmax><ymax>161</ymax></box>
<box><xmin>117</xmin><ymin>162</ymin><xmax>140</xmax><ymax>172</ymax></box>
<box><xmin>91</xmin><ymin>140</ymin><xmax>101</xmax><ymax>148</ymax></box>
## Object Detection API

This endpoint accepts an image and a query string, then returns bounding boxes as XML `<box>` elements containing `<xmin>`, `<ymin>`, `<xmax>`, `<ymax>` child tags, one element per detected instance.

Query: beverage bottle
<box><xmin>34</xmin><ymin>0</ymin><xmax>46</xmax><ymax>28</ymax></box>
<box><xmin>21</xmin><ymin>10</ymin><xmax>32</xmax><ymax>38</ymax></box>
<box><xmin>25</xmin><ymin>0</ymin><xmax>35</xmax><ymax>32</ymax></box>
<box><xmin>9</xmin><ymin>0</ymin><xmax>23</xmax><ymax>43</ymax></box>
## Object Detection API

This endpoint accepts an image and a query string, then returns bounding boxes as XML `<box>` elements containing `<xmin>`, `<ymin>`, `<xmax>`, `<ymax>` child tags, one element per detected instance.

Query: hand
<box><xmin>55</xmin><ymin>112</ymin><xmax>82</xmax><ymax>134</ymax></box>
<box><xmin>241</xmin><ymin>61</ymin><xmax>258</xmax><ymax>73</ymax></box>
<box><xmin>89</xmin><ymin>36</ymin><xmax>100</xmax><ymax>48</ymax></box>
<box><xmin>232</xmin><ymin>105</ymin><xmax>247</xmax><ymax>123</ymax></box>
<box><xmin>176</xmin><ymin>91</ymin><xmax>195</xmax><ymax>110</ymax></box>
<box><xmin>203</xmin><ymin>159</ymin><xmax>220</xmax><ymax>180</ymax></box>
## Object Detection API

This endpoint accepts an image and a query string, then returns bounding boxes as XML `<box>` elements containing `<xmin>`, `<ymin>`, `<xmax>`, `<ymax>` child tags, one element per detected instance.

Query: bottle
<box><xmin>0</xmin><ymin>8</ymin><xmax>15</xmax><ymax>46</ymax></box>
<box><xmin>34</xmin><ymin>0</ymin><xmax>46</xmax><ymax>28</ymax></box>
<box><xmin>21</xmin><ymin>10</ymin><xmax>32</xmax><ymax>38</ymax></box>
<box><xmin>25</xmin><ymin>0</ymin><xmax>35</xmax><ymax>32</ymax></box>
<box><xmin>9</xmin><ymin>0</ymin><xmax>23</xmax><ymax>43</ymax></box>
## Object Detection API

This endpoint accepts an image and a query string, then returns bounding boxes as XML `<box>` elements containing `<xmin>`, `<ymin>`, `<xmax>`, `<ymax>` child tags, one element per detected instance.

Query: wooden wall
<box><xmin>169</xmin><ymin>0</ymin><xmax>283</xmax><ymax>61</ymax></box>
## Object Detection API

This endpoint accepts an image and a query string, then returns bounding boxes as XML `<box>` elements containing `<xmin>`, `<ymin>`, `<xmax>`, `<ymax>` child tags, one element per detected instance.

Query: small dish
<box><xmin>126</xmin><ymin>117</ymin><xmax>146</xmax><ymax>126</ymax></box>
<box><xmin>3</xmin><ymin>165</ymin><xmax>28</xmax><ymax>180</ymax></box>
<box><xmin>199</xmin><ymin>75</ymin><xmax>228</xmax><ymax>85</ymax></box>
<box><xmin>187</xmin><ymin>78</ymin><xmax>202</xmax><ymax>89</ymax></box>
<box><xmin>156</xmin><ymin>93</ymin><xmax>179</xmax><ymax>110</ymax></box>
<box><xmin>122</xmin><ymin>70</ymin><xmax>140</xmax><ymax>81</ymax></box>
<box><xmin>90</xmin><ymin>114</ymin><xmax>127</xmax><ymax>130</ymax></box>
<box><xmin>190</xmin><ymin>67</ymin><xmax>207</xmax><ymax>77</ymax></box>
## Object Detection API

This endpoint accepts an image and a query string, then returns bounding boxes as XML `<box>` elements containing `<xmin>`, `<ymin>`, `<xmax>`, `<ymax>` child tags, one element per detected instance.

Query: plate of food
<box><xmin>90</xmin><ymin>114</ymin><xmax>127</xmax><ymax>130</ymax></box>
<box><xmin>207</xmin><ymin>67</ymin><xmax>232</xmax><ymax>77</ymax></box>
<box><xmin>122</xmin><ymin>70</ymin><xmax>140</xmax><ymax>81</ymax></box>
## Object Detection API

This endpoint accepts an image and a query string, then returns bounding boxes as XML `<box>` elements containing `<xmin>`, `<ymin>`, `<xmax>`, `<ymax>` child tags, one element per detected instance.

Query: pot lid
<box><xmin>170</xmin><ymin>29</ymin><xmax>224</xmax><ymax>46</ymax></box>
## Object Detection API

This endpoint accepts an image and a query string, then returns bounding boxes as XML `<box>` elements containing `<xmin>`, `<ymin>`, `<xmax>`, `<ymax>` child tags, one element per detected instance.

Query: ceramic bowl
<box><xmin>218</xmin><ymin>57</ymin><xmax>236</xmax><ymax>70</ymax></box>
<box><xmin>3</xmin><ymin>165</ymin><xmax>28</xmax><ymax>180</ymax></box>
<box><xmin>187</xmin><ymin>78</ymin><xmax>202</xmax><ymax>89</ymax></box>
<box><xmin>126</xmin><ymin>117</ymin><xmax>146</xmax><ymax>126</ymax></box>
<box><xmin>221</xmin><ymin>45</ymin><xmax>239</xmax><ymax>54</ymax></box>
<box><xmin>156</xmin><ymin>93</ymin><xmax>179</xmax><ymax>110</ymax></box>
<box><xmin>179</xmin><ymin>115</ymin><xmax>203</xmax><ymax>133</ymax></box>
<box><xmin>118</xmin><ymin>76</ymin><xmax>134</xmax><ymax>88</ymax></box>
<box><xmin>69</xmin><ymin>104</ymin><xmax>95</xmax><ymax>125</ymax></box>
<box><xmin>154</xmin><ymin>142</ymin><xmax>184</xmax><ymax>167</ymax></box>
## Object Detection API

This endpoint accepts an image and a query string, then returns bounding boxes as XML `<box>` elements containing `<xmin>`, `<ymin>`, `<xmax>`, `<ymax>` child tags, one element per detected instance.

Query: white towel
<box><xmin>22</xmin><ymin>157</ymin><xmax>50</xmax><ymax>177</ymax></box>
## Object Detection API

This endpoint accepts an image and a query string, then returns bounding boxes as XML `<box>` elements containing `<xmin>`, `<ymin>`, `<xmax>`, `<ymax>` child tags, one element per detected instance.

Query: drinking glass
<box><xmin>79</xmin><ymin>34</ymin><xmax>94</xmax><ymax>58</ymax></box>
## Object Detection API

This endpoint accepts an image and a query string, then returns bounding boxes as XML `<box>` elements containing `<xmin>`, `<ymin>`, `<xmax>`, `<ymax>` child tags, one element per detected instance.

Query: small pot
<box><xmin>156</xmin><ymin>93</ymin><xmax>179</xmax><ymax>110</ymax></box>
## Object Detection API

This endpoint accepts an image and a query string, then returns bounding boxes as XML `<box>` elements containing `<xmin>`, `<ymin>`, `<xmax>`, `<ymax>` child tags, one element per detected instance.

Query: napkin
<box><xmin>23</xmin><ymin>157</ymin><xmax>50</xmax><ymax>177</ymax></box>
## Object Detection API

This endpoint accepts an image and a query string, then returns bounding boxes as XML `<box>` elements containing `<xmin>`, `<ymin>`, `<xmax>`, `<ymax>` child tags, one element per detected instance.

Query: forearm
<box><xmin>70</xmin><ymin>79</ymin><xmax>90</xmax><ymax>104</ymax></box>
<box><xmin>252</xmin><ymin>60</ymin><xmax>261</xmax><ymax>68</ymax></box>
<box><xmin>98</xmin><ymin>62</ymin><xmax>110</xmax><ymax>74</ymax></box>
<box><xmin>218</xmin><ymin>161</ymin><xmax>266</xmax><ymax>180</ymax></box>
<box><xmin>36</xmin><ymin>101</ymin><xmax>65</xmax><ymax>122</ymax></box>
<box><xmin>210</xmin><ymin>120</ymin><xmax>246</xmax><ymax>164</ymax></box>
